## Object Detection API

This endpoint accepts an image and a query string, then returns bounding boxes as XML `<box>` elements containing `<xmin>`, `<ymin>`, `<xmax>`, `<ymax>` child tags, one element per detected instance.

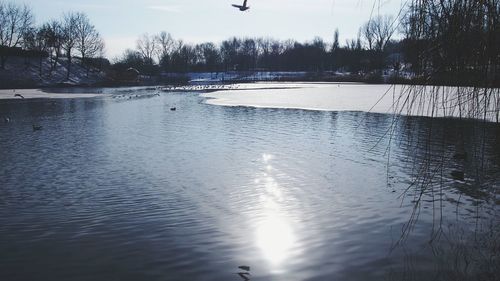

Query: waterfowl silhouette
<box><xmin>453</xmin><ymin>152</ymin><xmax>468</xmax><ymax>160</ymax></box>
<box><xmin>32</xmin><ymin>124</ymin><xmax>43</xmax><ymax>131</ymax></box>
<box><xmin>232</xmin><ymin>0</ymin><xmax>250</xmax><ymax>11</ymax></box>
<box><xmin>451</xmin><ymin>170</ymin><xmax>465</xmax><ymax>181</ymax></box>
<box><xmin>238</xmin><ymin>266</ymin><xmax>250</xmax><ymax>271</ymax></box>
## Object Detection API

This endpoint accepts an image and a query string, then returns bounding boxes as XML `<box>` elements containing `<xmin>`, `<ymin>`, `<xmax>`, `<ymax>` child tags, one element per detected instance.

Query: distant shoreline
<box><xmin>1</xmin><ymin>80</ymin><xmax>498</xmax><ymax>102</ymax></box>
<box><xmin>0</xmin><ymin>88</ymin><xmax>103</xmax><ymax>100</ymax></box>
<box><xmin>2</xmin><ymin>68</ymin><xmax>496</xmax><ymax>90</ymax></box>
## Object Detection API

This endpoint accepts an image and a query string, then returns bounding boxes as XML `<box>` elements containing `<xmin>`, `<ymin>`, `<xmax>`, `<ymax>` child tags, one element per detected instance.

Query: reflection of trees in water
<box><xmin>427</xmin><ymin>222</ymin><xmax>500</xmax><ymax>281</ymax></box>
<box><xmin>386</xmin><ymin>0</ymin><xmax>500</xmax><ymax>276</ymax></box>
<box><xmin>373</xmin><ymin>0</ymin><xmax>499</xmax><ymax>204</ymax></box>
<box><xmin>381</xmin><ymin>96</ymin><xmax>500</xmax><ymax>280</ymax></box>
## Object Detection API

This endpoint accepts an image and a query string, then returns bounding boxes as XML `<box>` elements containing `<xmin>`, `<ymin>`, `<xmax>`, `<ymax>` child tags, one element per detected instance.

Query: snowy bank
<box><xmin>0</xmin><ymin>89</ymin><xmax>102</xmax><ymax>100</ymax></box>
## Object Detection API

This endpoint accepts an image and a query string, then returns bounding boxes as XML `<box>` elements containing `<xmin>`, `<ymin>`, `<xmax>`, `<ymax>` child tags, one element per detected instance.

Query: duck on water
<box><xmin>32</xmin><ymin>124</ymin><xmax>43</xmax><ymax>131</ymax></box>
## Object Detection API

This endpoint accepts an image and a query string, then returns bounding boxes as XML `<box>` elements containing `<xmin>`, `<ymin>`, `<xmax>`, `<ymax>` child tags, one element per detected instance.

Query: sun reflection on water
<box><xmin>256</xmin><ymin>213</ymin><xmax>294</xmax><ymax>265</ymax></box>
<box><xmin>255</xmin><ymin>153</ymin><xmax>296</xmax><ymax>266</ymax></box>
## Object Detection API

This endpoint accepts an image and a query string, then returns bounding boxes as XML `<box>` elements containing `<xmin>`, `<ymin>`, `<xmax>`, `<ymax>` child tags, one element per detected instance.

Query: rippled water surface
<box><xmin>0</xmin><ymin>86</ymin><xmax>499</xmax><ymax>281</ymax></box>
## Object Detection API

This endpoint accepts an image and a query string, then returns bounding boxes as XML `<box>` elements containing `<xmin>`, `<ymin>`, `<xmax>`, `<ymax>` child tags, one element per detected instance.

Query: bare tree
<box><xmin>136</xmin><ymin>33</ymin><xmax>157</xmax><ymax>65</ymax></box>
<box><xmin>62</xmin><ymin>12</ymin><xmax>78</xmax><ymax>80</ymax></box>
<box><xmin>42</xmin><ymin>20</ymin><xmax>64</xmax><ymax>75</ymax></box>
<box><xmin>22</xmin><ymin>26</ymin><xmax>49</xmax><ymax>75</ymax></box>
<box><xmin>242</xmin><ymin>38</ymin><xmax>258</xmax><ymax>69</ymax></box>
<box><xmin>362</xmin><ymin>15</ymin><xmax>396</xmax><ymax>51</ymax></box>
<box><xmin>220</xmin><ymin>37</ymin><xmax>241</xmax><ymax>70</ymax></box>
<box><xmin>95</xmin><ymin>44</ymin><xmax>106</xmax><ymax>71</ymax></box>
<box><xmin>373</xmin><ymin>15</ymin><xmax>396</xmax><ymax>51</ymax></box>
<box><xmin>361</xmin><ymin>20</ymin><xmax>375</xmax><ymax>50</ymax></box>
<box><xmin>154</xmin><ymin>31</ymin><xmax>174</xmax><ymax>64</ymax></box>
<box><xmin>332</xmin><ymin>28</ymin><xmax>340</xmax><ymax>52</ymax></box>
<box><xmin>0</xmin><ymin>1</ymin><xmax>33</xmax><ymax>68</ymax></box>
<box><xmin>197</xmin><ymin>42</ymin><xmax>219</xmax><ymax>72</ymax></box>
<box><xmin>74</xmin><ymin>13</ymin><xmax>104</xmax><ymax>75</ymax></box>
<box><xmin>256</xmin><ymin>38</ymin><xmax>271</xmax><ymax>56</ymax></box>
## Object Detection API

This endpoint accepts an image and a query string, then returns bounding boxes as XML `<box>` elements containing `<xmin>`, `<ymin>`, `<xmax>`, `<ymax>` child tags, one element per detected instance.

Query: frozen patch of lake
<box><xmin>203</xmin><ymin>82</ymin><xmax>499</xmax><ymax>121</ymax></box>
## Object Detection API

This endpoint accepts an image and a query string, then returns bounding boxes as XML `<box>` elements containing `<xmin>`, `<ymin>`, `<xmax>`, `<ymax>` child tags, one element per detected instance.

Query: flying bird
<box><xmin>238</xmin><ymin>266</ymin><xmax>250</xmax><ymax>271</ymax></box>
<box><xmin>232</xmin><ymin>0</ymin><xmax>250</xmax><ymax>11</ymax></box>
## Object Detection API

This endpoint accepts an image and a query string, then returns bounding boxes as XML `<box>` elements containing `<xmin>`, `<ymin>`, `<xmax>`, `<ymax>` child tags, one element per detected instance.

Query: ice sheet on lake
<box><xmin>202</xmin><ymin>83</ymin><xmax>499</xmax><ymax>121</ymax></box>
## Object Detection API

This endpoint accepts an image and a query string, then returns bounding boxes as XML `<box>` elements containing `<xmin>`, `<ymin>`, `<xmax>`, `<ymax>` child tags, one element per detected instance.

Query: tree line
<box><xmin>116</xmin><ymin>1</ymin><xmax>499</xmax><ymax>86</ymax></box>
<box><xmin>0</xmin><ymin>1</ymin><xmax>105</xmax><ymax>78</ymax></box>
<box><xmin>1</xmin><ymin>0</ymin><xmax>499</xmax><ymax>86</ymax></box>
<box><xmin>114</xmin><ymin>14</ymin><xmax>399</xmax><ymax>76</ymax></box>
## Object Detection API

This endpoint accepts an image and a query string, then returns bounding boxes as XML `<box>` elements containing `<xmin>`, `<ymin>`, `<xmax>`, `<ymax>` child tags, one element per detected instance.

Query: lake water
<box><xmin>0</xmin><ymin>85</ymin><xmax>499</xmax><ymax>281</ymax></box>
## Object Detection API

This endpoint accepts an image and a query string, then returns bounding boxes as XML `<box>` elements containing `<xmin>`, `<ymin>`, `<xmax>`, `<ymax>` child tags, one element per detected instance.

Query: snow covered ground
<box><xmin>0</xmin><ymin>56</ymin><xmax>105</xmax><ymax>89</ymax></box>
<box><xmin>0</xmin><ymin>89</ymin><xmax>102</xmax><ymax>100</ymax></box>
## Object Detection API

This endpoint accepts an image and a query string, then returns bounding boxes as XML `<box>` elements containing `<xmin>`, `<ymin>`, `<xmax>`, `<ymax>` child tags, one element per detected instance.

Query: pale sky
<box><xmin>19</xmin><ymin>0</ymin><xmax>404</xmax><ymax>59</ymax></box>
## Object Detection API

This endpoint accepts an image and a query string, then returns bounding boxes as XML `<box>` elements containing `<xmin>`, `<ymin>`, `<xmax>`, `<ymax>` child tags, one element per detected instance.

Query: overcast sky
<box><xmin>21</xmin><ymin>0</ymin><xmax>404</xmax><ymax>58</ymax></box>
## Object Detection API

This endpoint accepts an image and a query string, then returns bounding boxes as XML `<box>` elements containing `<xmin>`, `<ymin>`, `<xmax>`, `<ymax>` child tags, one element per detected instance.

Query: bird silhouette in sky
<box><xmin>232</xmin><ymin>0</ymin><xmax>250</xmax><ymax>11</ymax></box>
